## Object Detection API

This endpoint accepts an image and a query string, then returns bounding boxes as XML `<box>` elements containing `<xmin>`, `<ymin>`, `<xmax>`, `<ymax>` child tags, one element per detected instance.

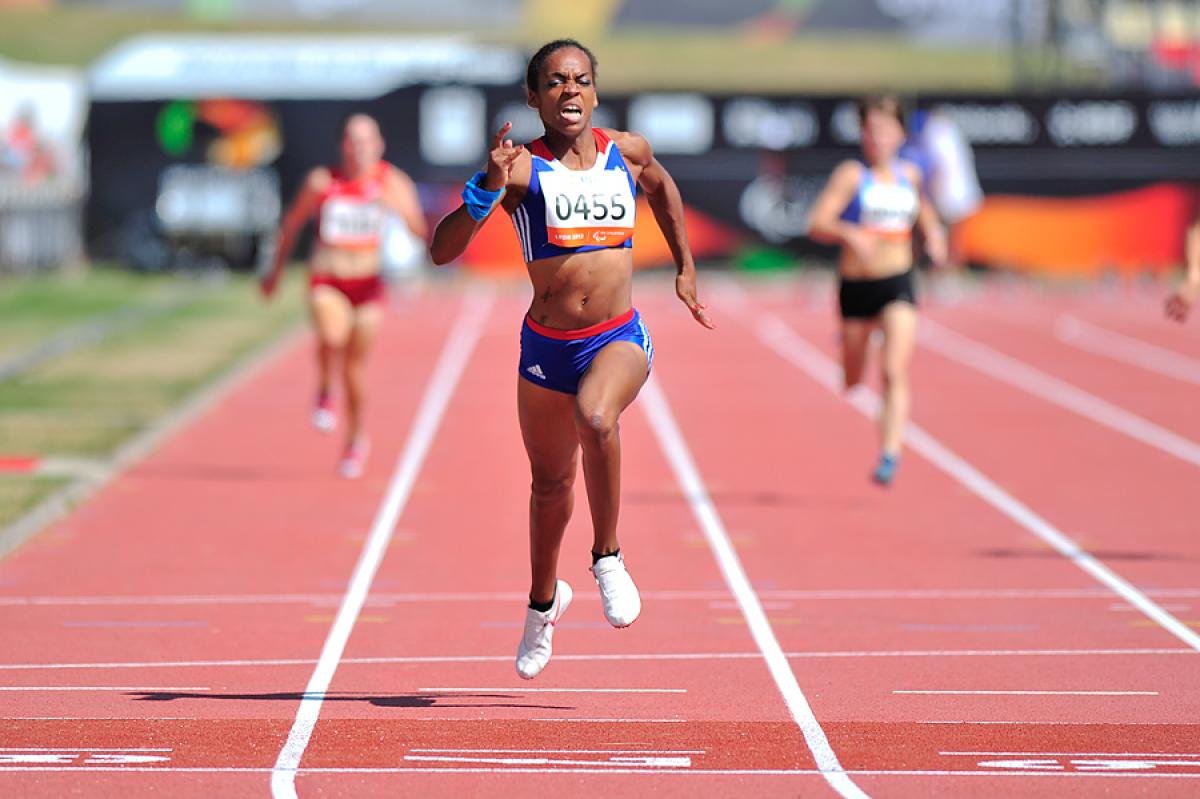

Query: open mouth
<box><xmin>559</xmin><ymin>104</ymin><xmax>584</xmax><ymax>123</ymax></box>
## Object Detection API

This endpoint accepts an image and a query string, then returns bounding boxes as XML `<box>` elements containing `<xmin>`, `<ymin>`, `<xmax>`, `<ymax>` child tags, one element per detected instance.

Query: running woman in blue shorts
<box><xmin>431</xmin><ymin>39</ymin><xmax>713</xmax><ymax>678</ymax></box>
<box><xmin>808</xmin><ymin>95</ymin><xmax>946</xmax><ymax>485</ymax></box>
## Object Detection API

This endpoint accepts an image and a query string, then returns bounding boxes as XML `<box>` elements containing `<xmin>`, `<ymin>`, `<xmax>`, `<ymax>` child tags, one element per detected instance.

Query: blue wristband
<box><xmin>462</xmin><ymin>171</ymin><xmax>505</xmax><ymax>221</ymax></box>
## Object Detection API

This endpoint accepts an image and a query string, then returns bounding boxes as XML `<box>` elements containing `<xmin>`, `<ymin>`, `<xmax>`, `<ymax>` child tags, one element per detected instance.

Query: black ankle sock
<box><xmin>591</xmin><ymin>548</ymin><xmax>620</xmax><ymax>565</ymax></box>
<box><xmin>528</xmin><ymin>592</ymin><xmax>555</xmax><ymax>613</ymax></box>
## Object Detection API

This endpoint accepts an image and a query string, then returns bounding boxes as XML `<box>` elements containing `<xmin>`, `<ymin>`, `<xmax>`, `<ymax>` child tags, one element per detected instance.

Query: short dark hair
<box><xmin>526</xmin><ymin>39</ymin><xmax>598</xmax><ymax>92</ymax></box>
<box><xmin>857</xmin><ymin>94</ymin><xmax>907</xmax><ymax>132</ymax></box>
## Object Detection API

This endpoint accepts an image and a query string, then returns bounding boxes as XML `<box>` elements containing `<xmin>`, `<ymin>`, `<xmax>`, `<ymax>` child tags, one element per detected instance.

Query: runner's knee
<box><xmin>530</xmin><ymin>469</ymin><xmax>575</xmax><ymax>502</ymax></box>
<box><xmin>574</xmin><ymin>403</ymin><xmax>618</xmax><ymax>446</ymax></box>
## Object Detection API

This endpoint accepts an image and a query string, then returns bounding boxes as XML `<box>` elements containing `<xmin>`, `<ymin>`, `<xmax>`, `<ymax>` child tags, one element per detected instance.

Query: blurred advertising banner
<box><xmin>0</xmin><ymin>57</ymin><xmax>87</xmax><ymax>272</ymax></box>
<box><xmin>613</xmin><ymin>0</ymin><xmax>1050</xmax><ymax>45</ymax></box>
<box><xmin>86</xmin><ymin>35</ymin><xmax>523</xmax><ymax>271</ymax></box>
<box><xmin>85</xmin><ymin>34</ymin><xmax>1200</xmax><ymax>275</ymax></box>
<box><xmin>62</xmin><ymin>0</ymin><xmax>522</xmax><ymax>27</ymax></box>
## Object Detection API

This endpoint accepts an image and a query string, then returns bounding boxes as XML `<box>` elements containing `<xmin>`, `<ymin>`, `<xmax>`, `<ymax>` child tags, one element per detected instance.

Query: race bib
<box><xmin>320</xmin><ymin>197</ymin><xmax>386</xmax><ymax>247</ymax></box>
<box><xmin>539</xmin><ymin>168</ymin><xmax>636</xmax><ymax>248</ymax></box>
<box><xmin>860</xmin><ymin>183</ymin><xmax>918</xmax><ymax>235</ymax></box>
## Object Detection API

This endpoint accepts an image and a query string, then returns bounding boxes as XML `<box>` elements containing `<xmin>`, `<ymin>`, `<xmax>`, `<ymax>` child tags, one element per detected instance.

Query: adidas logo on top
<box><xmin>526</xmin><ymin>364</ymin><xmax>547</xmax><ymax>380</ymax></box>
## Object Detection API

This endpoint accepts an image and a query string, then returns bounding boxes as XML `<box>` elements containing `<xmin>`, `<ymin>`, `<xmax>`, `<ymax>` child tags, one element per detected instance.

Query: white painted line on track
<box><xmin>418</xmin><ymin>687</ymin><xmax>686</xmax><ymax>694</ymax></box>
<box><xmin>0</xmin><ymin>743</ymin><xmax>171</xmax><ymax>748</ymax></box>
<box><xmin>2</xmin><ymin>647</ymin><xmax>1192</xmax><ymax>672</ymax></box>
<box><xmin>403</xmin><ymin>754</ymin><xmax>693</xmax><ymax>768</ymax></box>
<box><xmin>411</xmin><ymin>749</ymin><xmax>706</xmax><ymax>754</ymax></box>
<box><xmin>895</xmin><ymin>690</ymin><xmax>1156</xmax><ymax>696</ymax></box>
<box><xmin>921</xmin><ymin>318</ymin><xmax>1200</xmax><ymax>468</ymax></box>
<box><xmin>919</xmin><ymin>720</ymin><xmax>1118</xmax><ymax>725</ymax></box>
<box><xmin>7</xmin><ymin>586</ymin><xmax>1199</xmax><ymax>606</ymax></box>
<box><xmin>750</xmin><ymin>310</ymin><xmax>1200</xmax><ymax>654</ymax></box>
<box><xmin>1055</xmin><ymin>315</ymin><xmax>1200</xmax><ymax>386</ymax></box>
<box><xmin>270</xmin><ymin>287</ymin><xmax>494</xmax><ymax>799</ymax></box>
<box><xmin>942</xmin><ymin>751</ymin><xmax>1200</xmax><ymax>757</ymax></box>
<box><xmin>3</xmin><ymin>766</ymin><xmax>1200</xmax><ymax>778</ymax></box>
<box><xmin>0</xmin><ymin>686</ymin><xmax>208</xmax><ymax>692</ymax></box>
<box><xmin>641</xmin><ymin>375</ymin><xmax>869</xmax><ymax>799</ymax></box>
<box><xmin>529</xmin><ymin>718</ymin><xmax>686</xmax><ymax>723</ymax></box>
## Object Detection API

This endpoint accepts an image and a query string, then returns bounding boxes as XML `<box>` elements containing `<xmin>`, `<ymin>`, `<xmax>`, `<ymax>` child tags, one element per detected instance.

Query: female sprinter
<box><xmin>261</xmin><ymin>114</ymin><xmax>427</xmax><ymax>478</ymax></box>
<box><xmin>430</xmin><ymin>39</ymin><xmax>713</xmax><ymax>679</ymax></box>
<box><xmin>808</xmin><ymin>95</ymin><xmax>946</xmax><ymax>485</ymax></box>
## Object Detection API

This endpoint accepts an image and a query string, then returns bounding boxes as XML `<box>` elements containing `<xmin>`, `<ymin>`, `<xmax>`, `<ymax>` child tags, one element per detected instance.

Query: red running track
<box><xmin>0</xmin><ymin>274</ymin><xmax>1197</xmax><ymax>798</ymax></box>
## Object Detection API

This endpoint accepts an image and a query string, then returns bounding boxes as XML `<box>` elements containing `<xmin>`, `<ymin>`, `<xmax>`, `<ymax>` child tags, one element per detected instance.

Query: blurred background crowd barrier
<box><xmin>4</xmin><ymin>0</ymin><xmax>1200</xmax><ymax>276</ymax></box>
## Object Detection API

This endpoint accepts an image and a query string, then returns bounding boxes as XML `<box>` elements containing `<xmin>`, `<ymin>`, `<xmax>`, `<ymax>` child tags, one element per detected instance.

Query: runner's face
<box><xmin>860</xmin><ymin>109</ymin><xmax>904</xmax><ymax>166</ymax></box>
<box><xmin>342</xmin><ymin>117</ymin><xmax>384</xmax><ymax>174</ymax></box>
<box><xmin>528</xmin><ymin>48</ymin><xmax>598</xmax><ymax>137</ymax></box>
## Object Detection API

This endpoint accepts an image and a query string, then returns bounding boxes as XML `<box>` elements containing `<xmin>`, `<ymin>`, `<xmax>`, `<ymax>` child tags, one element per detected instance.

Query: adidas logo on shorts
<box><xmin>526</xmin><ymin>364</ymin><xmax>547</xmax><ymax>380</ymax></box>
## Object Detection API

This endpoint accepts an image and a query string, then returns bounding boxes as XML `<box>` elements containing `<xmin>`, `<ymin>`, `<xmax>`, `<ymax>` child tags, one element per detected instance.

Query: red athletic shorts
<box><xmin>309</xmin><ymin>273</ymin><xmax>385</xmax><ymax>307</ymax></box>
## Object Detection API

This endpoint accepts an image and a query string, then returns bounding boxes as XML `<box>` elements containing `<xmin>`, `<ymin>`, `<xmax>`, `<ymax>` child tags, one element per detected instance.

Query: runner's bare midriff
<box><xmin>838</xmin><ymin>238</ymin><xmax>912</xmax><ymax>280</ymax></box>
<box><xmin>526</xmin><ymin>246</ymin><xmax>634</xmax><ymax>330</ymax></box>
<box><xmin>310</xmin><ymin>244</ymin><xmax>382</xmax><ymax>280</ymax></box>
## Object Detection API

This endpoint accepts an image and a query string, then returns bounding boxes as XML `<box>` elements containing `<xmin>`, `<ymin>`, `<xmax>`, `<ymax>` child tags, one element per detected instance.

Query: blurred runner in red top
<box><xmin>261</xmin><ymin>113</ymin><xmax>426</xmax><ymax>478</ymax></box>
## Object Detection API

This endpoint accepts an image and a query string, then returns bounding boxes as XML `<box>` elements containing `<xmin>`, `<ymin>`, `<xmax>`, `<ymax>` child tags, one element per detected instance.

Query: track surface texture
<box><xmin>1</xmin><ymin>274</ymin><xmax>1197</xmax><ymax>798</ymax></box>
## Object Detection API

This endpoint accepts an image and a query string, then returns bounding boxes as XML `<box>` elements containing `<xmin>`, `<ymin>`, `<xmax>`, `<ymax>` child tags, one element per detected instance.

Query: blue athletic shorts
<box><xmin>519</xmin><ymin>308</ymin><xmax>653</xmax><ymax>395</ymax></box>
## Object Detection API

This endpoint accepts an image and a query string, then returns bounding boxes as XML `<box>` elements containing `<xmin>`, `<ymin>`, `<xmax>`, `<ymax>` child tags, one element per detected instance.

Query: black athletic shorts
<box><xmin>838</xmin><ymin>269</ymin><xmax>917</xmax><ymax>320</ymax></box>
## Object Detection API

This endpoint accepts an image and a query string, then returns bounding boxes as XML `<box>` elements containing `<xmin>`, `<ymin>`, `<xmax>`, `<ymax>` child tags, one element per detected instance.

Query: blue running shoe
<box><xmin>872</xmin><ymin>452</ymin><xmax>899</xmax><ymax>485</ymax></box>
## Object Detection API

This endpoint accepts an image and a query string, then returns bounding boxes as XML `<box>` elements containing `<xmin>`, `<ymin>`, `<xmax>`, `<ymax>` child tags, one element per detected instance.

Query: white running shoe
<box><xmin>590</xmin><ymin>552</ymin><xmax>641</xmax><ymax>628</ymax></box>
<box><xmin>515</xmin><ymin>580</ymin><xmax>572</xmax><ymax>680</ymax></box>
<box><xmin>311</xmin><ymin>395</ymin><xmax>336</xmax><ymax>433</ymax></box>
<box><xmin>338</xmin><ymin>437</ymin><xmax>370</xmax><ymax>479</ymax></box>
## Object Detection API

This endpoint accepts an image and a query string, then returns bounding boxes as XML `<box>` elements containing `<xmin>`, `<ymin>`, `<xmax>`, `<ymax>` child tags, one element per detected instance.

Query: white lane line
<box><xmin>529</xmin><ymin>718</ymin><xmax>686</xmax><ymax>723</ymax></box>
<box><xmin>7</xmin><ymin>586</ymin><xmax>1199</xmax><ymax>606</ymax></box>
<box><xmin>1055</xmin><ymin>315</ymin><xmax>1200</xmax><ymax>386</ymax></box>
<box><xmin>3</xmin><ymin>647</ymin><xmax>1193</xmax><ymax>672</ymax></box>
<box><xmin>895</xmin><ymin>690</ymin><xmax>1157</xmax><ymax>696</ymax></box>
<box><xmin>640</xmin><ymin>376</ymin><xmax>869</xmax><ymax>799</ymax></box>
<box><xmin>0</xmin><ymin>686</ymin><xmax>208</xmax><ymax>692</ymax></box>
<box><xmin>270</xmin><ymin>287</ymin><xmax>493</xmax><ymax>799</ymax></box>
<box><xmin>403</xmin><ymin>754</ymin><xmax>692</xmax><ymax>767</ymax></box>
<box><xmin>2</xmin><ymin>766</ymin><xmax>1200</xmax><ymax>778</ymax></box>
<box><xmin>0</xmin><ymin>590</ymin><xmax>736</xmax><ymax>606</ymax></box>
<box><xmin>410</xmin><ymin>749</ymin><xmax>706</xmax><ymax>755</ymax></box>
<box><xmin>0</xmin><ymin>743</ymin><xmax>171</xmax><ymax>748</ymax></box>
<box><xmin>922</xmin><ymin>318</ymin><xmax>1200</xmax><ymax>468</ymax></box>
<box><xmin>418</xmin><ymin>687</ymin><xmax>686</xmax><ymax>694</ymax></box>
<box><xmin>752</xmin><ymin>311</ymin><xmax>1200</xmax><ymax>654</ymax></box>
<box><xmin>942</xmin><ymin>751</ymin><xmax>1200</xmax><ymax>757</ymax></box>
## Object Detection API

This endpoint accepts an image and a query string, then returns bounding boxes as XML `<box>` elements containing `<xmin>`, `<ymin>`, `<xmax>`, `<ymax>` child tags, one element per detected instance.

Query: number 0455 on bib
<box><xmin>539</xmin><ymin>169</ymin><xmax>636</xmax><ymax>249</ymax></box>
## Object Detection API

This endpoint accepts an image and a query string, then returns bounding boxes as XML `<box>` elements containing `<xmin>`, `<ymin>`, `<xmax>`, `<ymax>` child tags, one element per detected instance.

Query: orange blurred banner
<box><xmin>961</xmin><ymin>183</ymin><xmax>1199</xmax><ymax>276</ymax></box>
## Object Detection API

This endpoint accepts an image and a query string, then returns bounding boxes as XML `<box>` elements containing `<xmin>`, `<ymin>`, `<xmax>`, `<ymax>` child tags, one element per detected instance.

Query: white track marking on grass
<box><xmin>3</xmin><ymin>647</ymin><xmax>1192</xmax><ymax>672</ymax></box>
<box><xmin>1055</xmin><ymin>316</ymin><xmax>1200</xmax><ymax>386</ymax></box>
<box><xmin>269</xmin><ymin>287</ymin><xmax>493</xmax><ymax>799</ymax></box>
<box><xmin>753</xmin><ymin>311</ymin><xmax>1200</xmax><ymax>654</ymax></box>
<box><xmin>921</xmin><ymin>318</ymin><xmax>1200</xmax><ymax>467</ymax></box>
<box><xmin>641</xmin><ymin>376</ymin><xmax>869</xmax><ymax>799</ymax></box>
<box><xmin>894</xmin><ymin>690</ymin><xmax>1156</xmax><ymax>696</ymax></box>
